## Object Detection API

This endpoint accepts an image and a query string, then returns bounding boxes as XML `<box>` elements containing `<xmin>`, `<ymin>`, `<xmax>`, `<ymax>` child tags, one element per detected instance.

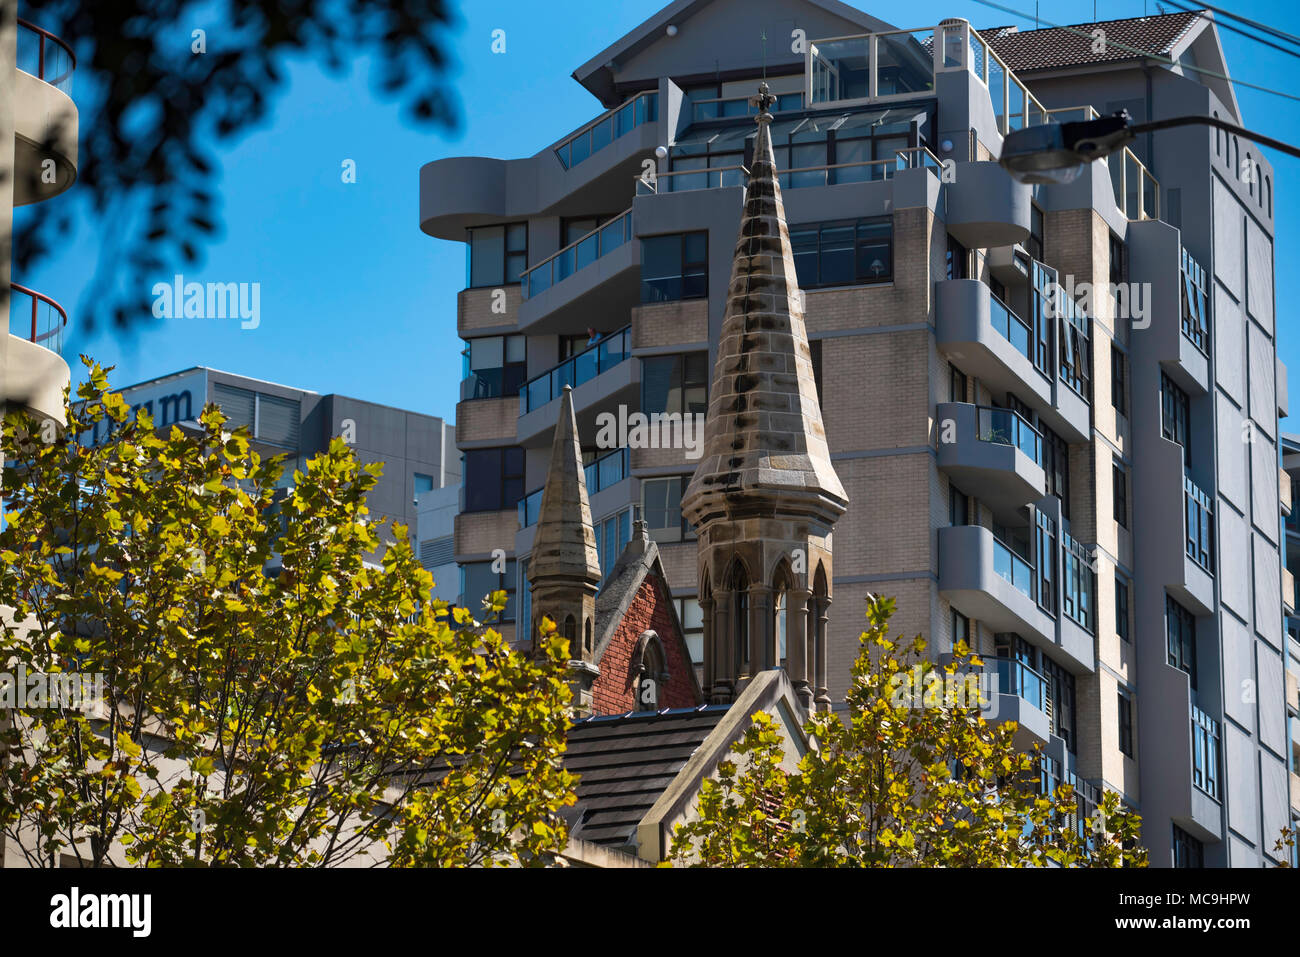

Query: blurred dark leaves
<box><xmin>12</xmin><ymin>0</ymin><xmax>459</xmax><ymax>335</ymax></box>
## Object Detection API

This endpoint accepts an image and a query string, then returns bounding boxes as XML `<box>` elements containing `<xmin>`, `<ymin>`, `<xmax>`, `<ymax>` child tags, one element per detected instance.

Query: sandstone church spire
<box><xmin>680</xmin><ymin>82</ymin><xmax>848</xmax><ymax>712</ymax></box>
<box><xmin>527</xmin><ymin>386</ymin><xmax>602</xmax><ymax>712</ymax></box>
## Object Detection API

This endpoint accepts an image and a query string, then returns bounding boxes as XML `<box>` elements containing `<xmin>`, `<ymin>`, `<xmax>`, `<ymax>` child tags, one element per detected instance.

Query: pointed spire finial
<box><xmin>750</xmin><ymin>80</ymin><xmax>776</xmax><ymax>124</ymax></box>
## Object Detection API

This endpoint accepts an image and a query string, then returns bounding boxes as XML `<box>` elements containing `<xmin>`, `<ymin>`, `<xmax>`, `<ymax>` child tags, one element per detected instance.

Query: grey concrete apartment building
<box><xmin>94</xmin><ymin>367</ymin><xmax>461</xmax><ymax>574</ymax></box>
<box><xmin>421</xmin><ymin>0</ymin><xmax>1293</xmax><ymax>866</ymax></box>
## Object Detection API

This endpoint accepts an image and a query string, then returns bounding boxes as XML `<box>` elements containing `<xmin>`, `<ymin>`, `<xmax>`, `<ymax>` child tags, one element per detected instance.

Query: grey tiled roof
<box><xmin>979</xmin><ymin>12</ymin><xmax>1200</xmax><ymax>72</ymax></box>
<box><xmin>562</xmin><ymin>705</ymin><xmax>728</xmax><ymax>849</ymax></box>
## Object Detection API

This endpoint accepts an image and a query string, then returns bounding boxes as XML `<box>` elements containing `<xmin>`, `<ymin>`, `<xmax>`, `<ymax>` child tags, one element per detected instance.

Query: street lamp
<box><xmin>999</xmin><ymin>110</ymin><xmax>1300</xmax><ymax>185</ymax></box>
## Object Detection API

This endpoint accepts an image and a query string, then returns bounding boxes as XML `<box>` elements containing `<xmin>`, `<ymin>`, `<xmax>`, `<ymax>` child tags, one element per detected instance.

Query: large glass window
<box><xmin>1166</xmin><ymin>595</ymin><xmax>1197</xmax><ymax>688</ymax></box>
<box><xmin>1113</xmin><ymin>458</ymin><xmax>1129</xmax><ymax>529</ymax></box>
<box><xmin>463</xmin><ymin>447</ymin><xmax>525</xmax><ymax>513</ymax></box>
<box><xmin>1180</xmin><ymin>246</ymin><xmax>1210</xmax><ymax>353</ymax></box>
<box><xmin>1061</xmin><ymin>532</ymin><xmax>1095</xmax><ymax>632</ymax></box>
<box><xmin>1026</xmin><ymin>203</ymin><xmax>1044</xmax><ymax>262</ymax></box>
<box><xmin>595</xmin><ymin>509</ymin><xmax>632</xmax><ymax>580</ymax></box>
<box><xmin>641</xmin><ymin>233</ymin><xmax>708</xmax><ymax>303</ymax></box>
<box><xmin>1040</xmin><ymin>654</ymin><xmax>1076</xmax><ymax>752</ymax></box>
<box><xmin>1042</xmin><ymin>425</ymin><xmax>1070</xmax><ymax>520</ymax></box>
<box><xmin>467</xmin><ymin>223</ymin><xmax>527</xmax><ymax>287</ymax></box>
<box><xmin>1117</xmin><ymin>688</ymin><xmax>1134</xmax><ymax>756</ymax></box>
<box><xmin>1161</xmin><ymin>372</ymin><xmax>1191</xmax><ymax>463</ymax></box>
<box><xmin>462</xmin><ymin>334</ymin><xmax>526</xmax><ymax>400</ymax></box>
<box><xmin>643</xmin><ymin>476</ymin><xmax>693</xmax><ymax>540</ymax></box>
<box><xmin>1059</xmin><ymin>297</ymin><xmax>1091</xmax><ymax>399</ymax></box>
<box><xmin>790</xmin><ymin>217</ymin><xmax>892</xmax><ymax>288</ymax></box>
<box><xmin>642</xmin><ymin>353</ymin><xmax>708</xmax><ymax>415</ymax></box>
<box><xmin>1035</xmin><ymin>510</ymin><xmax>1057</xmax><ymax>615</ymax></box>
<box><xmin>1172</xmin><ymin>825</ymin><xmax>1204</xmax><ymax>868</ymax></box>
<box><xmin>461</xmin><ymin>559</ymin><xmax>517</xmax><ymax>621</ymax></box>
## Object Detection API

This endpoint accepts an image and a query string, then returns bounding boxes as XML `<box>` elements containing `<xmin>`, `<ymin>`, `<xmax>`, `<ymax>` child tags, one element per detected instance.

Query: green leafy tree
<box><xmin>0</xmin><ymin>360</ymin><xmax>576</xmax><ymax>867</ymax></box>
<box><xmin>671</xmin><ymin>596</ymin><xmax>1147</xmax><ymax>868</ymax></box>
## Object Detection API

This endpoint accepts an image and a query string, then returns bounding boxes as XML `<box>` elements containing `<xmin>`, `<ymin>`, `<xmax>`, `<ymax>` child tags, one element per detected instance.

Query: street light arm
<box><xmin>1130</xmin><ymin>114</ymin><xmax>1300</xmax><ymax>160</ymax></box>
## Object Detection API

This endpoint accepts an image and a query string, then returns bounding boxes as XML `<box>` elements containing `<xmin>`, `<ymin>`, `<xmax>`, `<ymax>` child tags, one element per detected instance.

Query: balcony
<box><xmin>944</xmin><ymin>161</ymin><xmax>1032</xmax><ymax>248</ymax></box>
<box><xmin>516</xmin><ymin>327</ymin><xmax>638</xmax><ymax>448</ymax></box>
<box><xmin>13</xmin><ymin>18</ymin><xmax>78</xmax><ymax>205</ymax></box>
<box><xmin>553</xmin><ymin>92</ymin><xmax>658</xmax><ymax>171</ymax></box>
<box><xmin>985</xmin><ymin>655</ymin><xmax>1052</xmax><ymax>746</ymax></box>
<box><xmin>1126</xmin><ymin>222</ymin><xmax>1209</xmax><ymax>394</ymax></box>
<box><xmin>4</xmin><ymin>282</ymin><xmax>70</xmax><ymax>425</ymax></box>
<box><xmin>517</xmin><ymin>210</ymin><xmax>638</xmax><ymax>334</ymax></box>
<box><xmin>938</xmin><ymin>524</ymin><xmax>1054</xmax><ymax>646</ymax></box>
<box><xmin>936</xmin><ymin>279</ymin><xmax>1052</xmax><ymax>407</ymax></box>
<box><xmin>935</xmin><ymin>402</ymin><xmax>1044</xmax><ymax>519</ymax></box>
<box><xmin>1141</xmin><ymin>440</ymin><xmax>1215</xmax><ymax>615</ymax></box>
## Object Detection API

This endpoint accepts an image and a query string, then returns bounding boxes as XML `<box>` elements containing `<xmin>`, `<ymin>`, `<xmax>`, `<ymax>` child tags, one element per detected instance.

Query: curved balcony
<box><xmin>944</xmin><ymin>161</ymin><xmax>1032</xmax><ymax>248</ymax></box>
<box><xmin>936</xmin><ymin>402</ymin><xmax>1044</xmax><ymax>520</ymax></box>
<box><xmin>419</xmin><ymin>92</ymin><xmax>661</xmax><ymax>240</ymax></box>
<box><xmin>14</xmin><ymin>19</ymin><xmax>78</xmax><ymax>205</ymax></box>
<box><xmin>4</xmin><ymin>283</ymin><xmax>70</xmax><ymax>424</ymax></box>
<box><xmin>938</xmin><ymin>524</ymin><xmax>1054</xmax><ymax>646</ymax></box>
<box><xmin>936</xmin><ymin>279</ymin><xmax>1051</xmax><ymax>406</ymax></box>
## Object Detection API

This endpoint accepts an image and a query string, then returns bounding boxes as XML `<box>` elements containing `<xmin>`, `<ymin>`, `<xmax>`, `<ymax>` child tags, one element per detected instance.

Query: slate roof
<box><xmin>978</xmin><ymin>12</ymin><xmax>1201</xmax><ymax>73</ymax></box>
<box><xmin>562</xmin><ymin>705</ymin><xmax>729</xmax><ymax>849</ymax></box>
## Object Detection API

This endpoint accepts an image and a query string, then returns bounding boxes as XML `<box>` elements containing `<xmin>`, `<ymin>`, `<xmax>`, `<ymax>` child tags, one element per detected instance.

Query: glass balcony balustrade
<box><xmin>521</xmin><ymin>210</ymin><xmax>633</xmax><ymax>299</ymax></box>
<box><xmin>520</xmin><ymin>326</ymin><xmax>631</xmax><ymax>415</ymax></box>
<box><xmin>518</xmin><ymin>446</ymin><xmax>629</xmax><ymax>528</ymax></box>
<box><xmin>976</xmin><ymin>405</ymin><xmax>1042</xmax><ymax>464</ymax></box>
<box><xmin>992</xmin><ymin>533</ymin><xmax>1035</xmax><ymax>601</ymax></box>
<box><xmin>554</xmin><ymin>92</ymin><xmax>658</xmax><ymax>171</ymax></box>
<box><xmin>986</xmin><ymin>654</ymin><xmax>1047</xmax><ymax>711</ymax></box>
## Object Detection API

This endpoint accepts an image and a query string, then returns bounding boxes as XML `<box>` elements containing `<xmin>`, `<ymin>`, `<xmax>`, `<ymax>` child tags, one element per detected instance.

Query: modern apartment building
<box><xmin>1278</xmin><ymin>432</ymin><xmax>1300</xmax><ymax>863</ymax></box>
<box><xmin>421</xmin><ymin>1</ymin><xmax>1292</xmax><ymax>866</ymax></box>
<box><xmin>91</xmin><ymin>367</ymin><xmax>462</xmax><ymax>567</ymax></box>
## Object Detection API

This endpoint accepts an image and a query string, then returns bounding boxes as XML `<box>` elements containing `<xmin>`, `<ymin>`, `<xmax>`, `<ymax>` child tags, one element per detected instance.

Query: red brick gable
<box><xmin>591</xmin><ymin>573</ymin><xmax>700</xmax><ymax>716</ymax></box>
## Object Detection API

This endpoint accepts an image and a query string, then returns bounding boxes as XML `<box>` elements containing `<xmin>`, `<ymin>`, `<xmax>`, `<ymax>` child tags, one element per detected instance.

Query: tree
<box><xmin>12</xmin><ymin>0</ymin><xmax>458</xmax><ymax>335</ymax></box>
<box><xmin>0</xmin><ymin>360</ymin><xmax>575</xmax><ymax>866</ymax></box>
<box><xmin>670</xmin><ymin>596</ymin><xmax>1147</xmax><ymax>868</ymax></box>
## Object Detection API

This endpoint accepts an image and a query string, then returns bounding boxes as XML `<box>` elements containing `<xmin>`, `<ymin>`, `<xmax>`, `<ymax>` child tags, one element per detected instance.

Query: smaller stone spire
<box><xmin>529</xmin><ymin>386</ymin><xmax>602</xmax><ymax>589</ymax></box>
<box><xmin>527</xmin><ymin>386</ymin><xmax>602</xmax><ymax>713</ymax></box>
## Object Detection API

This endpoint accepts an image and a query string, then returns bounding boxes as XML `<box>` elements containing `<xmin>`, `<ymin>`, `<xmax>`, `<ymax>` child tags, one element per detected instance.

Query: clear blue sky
<box><xmin>16</xmin><ymin>0</ymin><xmax>1300</xmax><ymax>426</ymax></box>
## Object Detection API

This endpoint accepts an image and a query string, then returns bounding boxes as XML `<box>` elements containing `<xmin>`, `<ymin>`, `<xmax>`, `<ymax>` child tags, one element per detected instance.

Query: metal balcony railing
<box><xmin>553</xmin><ymin>91</ymin><xmax>658</xmax><ymax>171</ymax></box>
<box><xmin>9</xmin><ymin>282</ymin><xmax>68</xmax><ymax>354</ymax></box>
<box><xmin>521</xmin><ymin>209</ymin><xmax>633</xmax><ymax>299</ymax></box>
<box><xmin>637</xmin><ymin>146</ymin><xmax>944</xmax><ymax>196</ymax></box>
<box><xmin>16</xmin><ymin>18</ymin><xmax>76</xmax><ymax>94</ymax></box>
<box><xmin>976</xmin><ymin>405</ymin><xmax>1042</xmax><ymax>464</ymax></box>
<box><xmin>520</xmin><ymin>326</ymin><xmax>631</xmax><ymax>415</ymax></box>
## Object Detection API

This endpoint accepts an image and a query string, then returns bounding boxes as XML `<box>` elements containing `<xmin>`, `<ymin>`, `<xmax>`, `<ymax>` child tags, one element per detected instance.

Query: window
<box><xmin>641</xmin><ymin>353</ymin><xmax>708</xmax><ymax>415</ymax></box>
<box><xmin>1117</xmin><ymin>688</ymin><xmax>1134</xmax><ymax>756</ymax></box>
<box><xmin>463</xmin><ymin>447</ymin><xmax>525</xmax><ymax>513</ymax></box>
<box><xmin>1115</xmin><ymin>576</ymin><xmax>1130</xmax><ymax>642</ymax></box>
<box><xmin>1042</xmin><ymin>425</ymin><xmax>1070</xmax><ymax>519</ymax></box>
<box><xmin>1035</xmin><ymin>510</ymin><xmax>1057</xmax><ymax>615</ymax></box>
<box><xmin>790</xmin><ymin>217</ymin><xmax>892</xmax><ymax>288</ymax></box>
<box><xmin>1040</xmin><ymin>654</ymin><xmax>1076</xmax><ymax>752</ymax></box>
<box><xmin>461</xmin><ymin>559</ymin><xmax>517</xmax><ymax>621</ymax></box>
<box><xmin>1180</xmin><ymin>247</ymin><xmax>1210</xmax><ymax>354</ymax></box>
<box><xmin>1025</xmin><ymin>203</ymin><xmax>1044</xmax><ymax>262</ymax></box>
<box><xmin>1111</xmin><ymin>346</ymin><xmax>1127</xmax><ymax>416</ymax></box>
<box><xmin>676</xmin><ymin>597</ymin><xmax>705</xmax><ymax>670</ymax></box>
<box><xmin>594</xmin><ymin>509</ymin><xmax>632</xmax><ymax>580</ymax></box>
<box><xmin>1059</xmin><ymin>299</ymin><xmax>1091</xmax><ymax>399</ymax></box>
<box><xmin>1161</xmin><ymin>372</ymin><xmax>1191</xmax><ymax>464</ymax></box>
<box><xmin>643</xmin><ymin>476</ymin><xmax>692</xmax><ymax>539</ymax></box>
<box><xmin>467</xmin><ymin>223</ymin><xmax>527</xmax><ymax>287</ymax></box>
<box><xmin>1172</xmin><ymin>825</ymin><xmax>1204</xmax><ymax>868</ymax></box>
<box><xmin>517</xmin><ymin>558</ymin><xmax>531</xmax><ymax>643</ymax></box>
<box><xmin>949</xmin><ymin>485</ymin><xmax>968</xmax><ymax>526</ymax></box>
<box><xmin>949</xmin><ymin>365</ymin><xmax>967</xmax><ymax>403</ymax></box>
<box><xmin>1061</xmin><ymin>532</ymin><xmax>1095</xmax><ymax>632</ymax></box>
<box><xmin>463</xmin><ymin>334</ymin><xmax>526</xmax><ymax>400</ymax></box>
<box><xmin>641</xmin><ymin>232</ymin><xmax>707</xmax><ymax>302</ymax></box>
<box><xmin>1112</xmin><ymin>458</ymin><xmax>1128</xmax><ymax>529</ymax></box>
<box><xmin>952</xmin><ymin>610</ymin><xmax>970</xmax><ymax>650</ymax></box>
<box><xmin>946</xmin><ymin>235</ymin><xmax>968</xmax><ymax>280</ymax></box>
<box><xmin>1109</xmin><ymin>232</ymin><xmax>1125</xmax><ymax>288</ymax></box>
<box><xmin>1166</xmin><ymin>595</ymin><xmax>1197</xmax><ymax>689</ymax></box>
<box><xmin>414</xmin><ymin>473</ymin><xmax>434</xmax><ymax>502</ymax></box>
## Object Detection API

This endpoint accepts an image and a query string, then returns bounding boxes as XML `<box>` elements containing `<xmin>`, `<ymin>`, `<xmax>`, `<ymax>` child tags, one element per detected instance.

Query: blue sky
<box><xmin>17</xmin><ymin>0</ymin><xmax>1300</xmax><ymax>425</ymax></box>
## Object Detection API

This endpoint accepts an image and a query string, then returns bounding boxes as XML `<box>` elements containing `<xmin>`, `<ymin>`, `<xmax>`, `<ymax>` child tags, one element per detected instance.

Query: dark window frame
<box><xmin>1166</xmin><ymin>595</ymin><xmax>1197</xmax><ymax>689</ymax></box>
<box><xmin>641</xmin><ymin>352</ymin><xmax>709</xmax><ymax>416</ymax></box>
<box><xmin>467</xmin><ymin>222</ymin><xmax>528</xmax><ymax>288</ymax></box>
<box><xmin>790</xmin><ymin>216</ymin><xmax>893</xmax><ymax>289</ymax></box>
<box><xmin>1113</xmin><ymin>458</ymin><xmax>1129</xmax><ymax>529</ymax></box>
<box><xmin>640</xmin><ymin>232</ymin><xmax>708</xmax><ymax>303</ymax></box>
<box><xmin>1117</xmin><ymin>687</ymin><xmax>1134</xmax><ymax>756</ymax></box>
<box><xmin>462</xmin><ymin>446</ymin><xmax>526</xmax><ymax>514</ymax></box>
